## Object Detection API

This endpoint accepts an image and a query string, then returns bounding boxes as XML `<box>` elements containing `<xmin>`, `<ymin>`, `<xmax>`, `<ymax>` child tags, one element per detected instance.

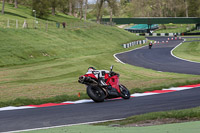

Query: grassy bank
<box><xmin>172</xmin><ymin>39</ymin><xmax>200</xmax><ymax>62</ymax></box>
<box><xmin>0</xmin><ymin>3</ymin><xmax>200</xmax><ymax>107</ymax></box>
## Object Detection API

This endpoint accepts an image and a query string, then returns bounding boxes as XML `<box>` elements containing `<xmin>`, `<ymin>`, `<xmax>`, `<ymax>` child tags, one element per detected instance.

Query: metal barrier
<box><xmin>122</xmin><ymin>39</ymin><xmax>148</xmax><ymax>48</ymax></box>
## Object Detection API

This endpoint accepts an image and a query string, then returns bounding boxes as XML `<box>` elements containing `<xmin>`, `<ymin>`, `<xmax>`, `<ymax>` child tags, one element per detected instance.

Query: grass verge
<box><xmin>94</xmin><ymin>106</ymin><xmax>200</xmax><ymax>126</ymax></box>
<box><xmin>154</xmin><ymin>24</ymin><xmax>195</xmax><ymax>33</ymax></box>
<box><xmin>172</xmin><ymin>38</ymin><xmax>200</xmax><ymax>62</ymax></box>
<box><xmin>21</xmin><ymin>121</ymin><xmax>200</xmax><ymax>133</ymax></box>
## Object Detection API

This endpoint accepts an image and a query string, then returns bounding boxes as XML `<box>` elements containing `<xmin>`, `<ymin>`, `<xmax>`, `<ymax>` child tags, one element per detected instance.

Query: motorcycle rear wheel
<box><xmin>119</xmin><ymin>84</ymin><xmax>130</xmax><ymax>99</ymax></box>
<box><xmin>87</xmin><ymin>85</ymin><xmax>106</xmax><ymax>102</ymax></box>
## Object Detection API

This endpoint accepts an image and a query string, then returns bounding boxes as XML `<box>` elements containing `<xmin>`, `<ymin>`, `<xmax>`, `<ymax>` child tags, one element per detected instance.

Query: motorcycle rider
<box><xmin>149</xmin><ymin>41</ymin><xmax>153</xmax><ymax>49</ymax></box>
<box><xmin>79</xmin><ymin>67</ymin><xmax>118</xmax><ymax>88</ymax></box>
<box><xmin>87</xmin><ymin>67</ymin><xmax>108</xmax><ymax>87</ymax></box>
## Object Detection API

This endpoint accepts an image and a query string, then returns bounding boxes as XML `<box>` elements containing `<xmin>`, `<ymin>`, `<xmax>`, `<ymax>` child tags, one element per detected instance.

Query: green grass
<box><xmin>188</xmin><ymin>30</ymin><xmax>200</xmax><ymax>33</ymax></box>
<box><xmin>154</xmin><ymin>24</ymin><xmax>195</xmax><ymax>33</ymax></box>
<box><xmin>21</xmin><ymin>121</ymin><xmax>200</xmax><ymax>133</ymax></box>
<box><xmin>0</xmin><ymin>2</ymin><xmax>89</xmax><ymax>29</ymax></box>
<box><xmin>172</xmin><ymin>39</ymin><xmax>200</xmax><ymax>62</ymax></box>
<box><xmin>0</xmin><ymin>3</ymin><xmax>200</xmax><ymax>107</ymax></box>
<box><xmin>94</xmin><ymin>107</ymin><xmax>200</xmax><ymax>126</ymax></box>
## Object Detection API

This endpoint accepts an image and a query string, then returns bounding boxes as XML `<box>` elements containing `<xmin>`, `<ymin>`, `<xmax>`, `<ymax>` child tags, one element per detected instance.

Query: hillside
<box><xmin>0</xmin><ymin>3</ymin><xmax>145</xmax><ymax>102</ymax></box>
<box><xmin>0</xmin><ymin>3</ymin><xmax>200</xmax><ymax>106</ymax></box>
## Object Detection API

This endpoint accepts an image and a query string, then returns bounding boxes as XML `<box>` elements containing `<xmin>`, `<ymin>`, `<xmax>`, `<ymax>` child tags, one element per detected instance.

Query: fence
<box><xmin>122</xmin><ymin>39</ymin><xmax>148</xmax><ymax>48</ymax></box>
<box><xmin>0</xmin><ymin>18</ymin><xmax>98</xmax><ymax>31</ymax></box>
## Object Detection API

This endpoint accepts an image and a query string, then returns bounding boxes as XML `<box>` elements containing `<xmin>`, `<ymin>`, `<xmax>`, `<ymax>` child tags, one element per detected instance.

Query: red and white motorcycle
<box><xmin>78</xmin><ymin>65</ymin><xmax>130</xmax><ymax>102</ymax></box>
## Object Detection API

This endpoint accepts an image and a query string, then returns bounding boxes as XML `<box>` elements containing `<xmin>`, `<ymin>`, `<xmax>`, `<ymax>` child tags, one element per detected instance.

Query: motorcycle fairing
<box><xmin>86</xmin><ymin>70</ymin><xmax>110</xmax><ymax>79</ymax></box>
<box><xmin>106</xmin><ymin>75</ymin><xmax>120</xmax><ymax>93</ymax></box>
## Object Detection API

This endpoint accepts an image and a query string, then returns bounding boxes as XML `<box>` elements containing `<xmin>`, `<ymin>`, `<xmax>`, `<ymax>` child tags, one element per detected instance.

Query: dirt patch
<box><xmin>109</xmin><ymin>118</ymin><xmax>200</xmax><ymax>127</ymax></box>
<box><xmin>124</xmin><ymin>118</ymin><xmax>200</xmax><ymax>127</ymax></box>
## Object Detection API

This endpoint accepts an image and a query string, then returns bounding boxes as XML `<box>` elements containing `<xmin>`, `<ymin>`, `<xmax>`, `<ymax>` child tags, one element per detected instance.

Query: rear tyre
<box><xmin>87</xmin><ymin>86</ymin><xmax>106</xmax><ymax>102</ymax></box>
<box><xmin>119</xmin><ymin>84</ymin><xmax>130</xmax><ymax>99</ymax></box>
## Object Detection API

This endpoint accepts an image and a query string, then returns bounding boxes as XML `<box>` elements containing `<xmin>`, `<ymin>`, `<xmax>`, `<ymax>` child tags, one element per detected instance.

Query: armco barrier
<box><xmin>140</xmin><ymin>32</ymin><xmax>200</xmax><ymax>36</ymax></box>
<box><xmin>122</xmin><ymin>39</ymin><xmax>148</xmax><ymax>48</ymax></box>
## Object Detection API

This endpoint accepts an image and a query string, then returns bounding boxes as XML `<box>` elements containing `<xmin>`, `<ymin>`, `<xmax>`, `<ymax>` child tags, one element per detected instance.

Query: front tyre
<box><xmin>87</xmin><ymin>86</ymin><xmax>106</xmax><ymax>102</ymax></box>
<box><xmin>119</xmin><ymin>84</ymin><xmax>130</xmax><ymax>99</ymax></box>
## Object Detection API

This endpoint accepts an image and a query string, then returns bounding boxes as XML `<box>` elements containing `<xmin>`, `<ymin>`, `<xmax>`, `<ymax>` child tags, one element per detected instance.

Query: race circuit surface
<box><xmin>0</xmin><ymin>87</ymin><xmax>200</xmax><ymax>132</ymax></box>
<box><xmin>116</xmin><ymin>37</ymin><xmax>200</xmax><ymax>75</ymax></box>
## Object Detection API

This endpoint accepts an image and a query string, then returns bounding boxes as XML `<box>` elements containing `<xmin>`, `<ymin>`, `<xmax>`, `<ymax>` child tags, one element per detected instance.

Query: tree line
<box><xmin>122</xmin><ymin>0</ymin><xmax>200</xmax><ymax>18</ymax></box>
<box><xmin>1</xmin><ymin>0</ymin><xmax>89</xmax><ymax>20</ymax></box>
<box><xmin>1</xmin><ymin>0</ymin><xmax>200</xmax><ymax>22</ymax></box>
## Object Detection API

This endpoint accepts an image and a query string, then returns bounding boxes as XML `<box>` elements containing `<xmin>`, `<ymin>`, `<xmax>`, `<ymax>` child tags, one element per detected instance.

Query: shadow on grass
<box><xmin>4</xmin><ymin>11</ymin><xmax>27</xmax><ymax>19</ymax></box>
<box><xmin>44</xmin><ymin>14</ymin><xmax>81</xmax><ymax>23</ymax></box>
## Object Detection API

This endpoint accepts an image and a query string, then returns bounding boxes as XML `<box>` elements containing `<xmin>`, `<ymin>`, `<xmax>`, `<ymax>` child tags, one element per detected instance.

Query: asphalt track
<box><xmin>0</xmin><ymin>87</ymin><xmax>200</xmax><ymax>132</ymax></box>
<box><xmin>116</xmin><ymin>37</ymin><xmax>200</xmax><ymax>75</ymax></box>
<box><xmin>1</xmin><ymin>37</ymin><xmax>200</xmax><ymax>132</ymax></box>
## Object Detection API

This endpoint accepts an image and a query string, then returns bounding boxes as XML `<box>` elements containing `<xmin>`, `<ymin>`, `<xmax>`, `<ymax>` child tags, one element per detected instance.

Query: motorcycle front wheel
<box><xmin>87</xmin><ymin>85</ymin><xmax>106</xmax><ymax>102</ymax></box>
<box><xmin>119</xmin><ymin>84</ymin><xmax>130</xmax><ymax>99</ymax></box>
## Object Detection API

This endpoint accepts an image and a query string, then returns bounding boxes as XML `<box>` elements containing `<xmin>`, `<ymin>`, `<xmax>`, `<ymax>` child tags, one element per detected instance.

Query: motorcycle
<box><xmin>78</xmin><ymin>65</ymin><xmax>130</xmax><ymax>102</ymax></box>
<box><xmin>149</xmin><ymin>43</ymin><xmax>152</xmax><ymax>49</ymax></box>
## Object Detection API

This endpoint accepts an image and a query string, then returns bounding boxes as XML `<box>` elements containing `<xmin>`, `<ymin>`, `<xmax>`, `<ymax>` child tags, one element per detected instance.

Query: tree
<box><xmin>1</xmin><ymin>0</ymin><xmax>5</xmax><ymax>14</ymax></box>
<box><xmin>107</xmin><ymin>0</ymin><xmax>118</xmax><ymax>23</ymax></box>
<box><xmin>73</xmin><ymin>0</ymin><xmax>77</xmax><ymax>17</ymax></box>
<box><xmin>78</xmin><ymin>0</ymin><xmax>84</xmax><ymax>19</ymax></box>
<box><xmin>57</xmin><ymin>0</ymin><xmax>69</xmax><ymax>14</ymax></box>
<box><xmin>32</xmin><ymin>0</ymin><xmax>50</xmax><ymax>18</ymax></box>
<box><xmin>68</xmin><ymin>0</ymin><xmax>72</xmax><ymax>15</ymax></box>
<box><xmin>8</xmin><ymin>0</ymin><xmax>13</xmax><ymax>4</ymax></box>
<box><xmin>50</xmin><ymin>0</ymin><xmax>59</xmax><ymax>15</ymax></box>
<box><xmin>84</xmin><ymin>0</ymin><xmax>88</xmax><ymax>20</ymax></box>
<box><xmin>15</xmin><ymin>0</ymin><xmax>18</xmax><ymax>8</ymax></box>
<box><xmin>96</xmin><ymin>0</ymin><xmax>104</xmax><ymax>23</ymax></box>
<box><xmin>18</xmin><ymin>0</ymin><xmax>32</xmax><ymax>7</ymax></box>
<box><xmin>188</xmin><ymin>0</ymin><xmax>200</xmax><ymax>17</ymax></box>
<box><xmin>184</xmin><ymin>0</ymin><xmax>188</xmax><ymax>17</ymax></box>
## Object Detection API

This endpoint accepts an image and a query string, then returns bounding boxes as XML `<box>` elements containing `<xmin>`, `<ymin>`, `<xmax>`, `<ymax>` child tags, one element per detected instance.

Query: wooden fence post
<box><xmin>45</xmin><ymin>21</ymin><xmax>48</xmax><ymax>32</ymax></box>
<box><xmin>7</xmin><ymin>19</ymin><xmax>10</xmax><ymax>28</ymax></box>
<box><xmin>16</xmin><ymin>19</ymin><xmax>18</xmax><ymax>28</ymax></box>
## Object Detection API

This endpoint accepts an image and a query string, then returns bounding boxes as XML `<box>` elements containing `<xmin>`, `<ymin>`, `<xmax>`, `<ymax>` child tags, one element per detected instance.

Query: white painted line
<box><xmin>62</xmin><ymin>99</ymin><xmax>93</xmax><ymax>104</ymax></box>
<box><xmin>113</xmin><ymin>45</ymin><xmax>147</xmax><ymax>64</ymax></box>
<box><xmin>3</xmin><ymin>118</ymin><xmax>126</xmax><ymax>133</ymax></box>
<box><xmin>162</xmin><ymin>87</ymin><xmax>193</xmax><ymax>91</ymax></box>
<box><xmin>113</xmin><ymin>54</ymin><xmax>126</xmax><ymax>64</ymax></box>
<box><xmin>131</xmin><ymin>93</ymin><xmax>159</xmax><ymax>97</ymax></box>
<box><xmin>0</xmin><ymin>106</ymin><xmax>35</xmax><ymax>111</ymax></box>
<box><xmin>171</xmin><ymin>39</ymin><xmax>200</xmax><ymax>64</ymax></box>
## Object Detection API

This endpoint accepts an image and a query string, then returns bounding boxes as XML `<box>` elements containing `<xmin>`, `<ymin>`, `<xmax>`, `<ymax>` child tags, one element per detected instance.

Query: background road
<box><xmin>116</xmin><ymin>37</ymin><xmax>200</xmax><ymax>75</ymax></box>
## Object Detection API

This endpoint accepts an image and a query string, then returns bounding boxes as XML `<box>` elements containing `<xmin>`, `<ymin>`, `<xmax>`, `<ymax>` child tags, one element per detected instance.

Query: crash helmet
<box><xmin>88</xmin><ymin>67</ymin><xmax>96</xmax><ymax>72</ymax></box>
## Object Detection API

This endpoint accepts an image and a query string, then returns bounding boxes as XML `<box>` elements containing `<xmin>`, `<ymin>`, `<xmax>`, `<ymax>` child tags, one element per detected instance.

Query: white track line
<box><xmin>62</xmin><ymin>99</ymin><xmax>93</xmax><ymax>104</ymax></box>
<box><xmin>2</xmin><ymin>118</ymin><xmax>126</xmax><ymax>133</ymax></box>
<box><xmin>0</xmin><ymin>106</ymin><xmax>35</xmax><ymax>111</ymax></box>
<box><xmin>113</xmin><ymin>45</ymin><xmax>147</xmax><ymax>64</ymax></box>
